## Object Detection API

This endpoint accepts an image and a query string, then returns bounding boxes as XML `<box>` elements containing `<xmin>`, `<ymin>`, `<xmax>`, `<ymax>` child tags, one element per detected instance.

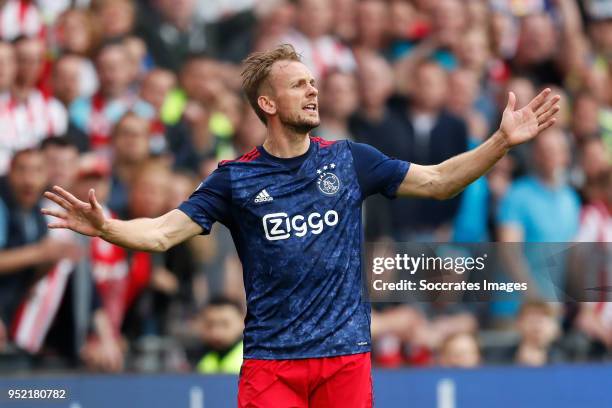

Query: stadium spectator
<box><xmin>498</xmin><ymin>128</ymin><xmax>581</xmax><ymax>243</ymax></box>
<box><xmin>331</xmin><ymin>0</ymin><xmax>357</xmax><ymax>44</ymax></box>
<box><xmin>349</xmin><ymin>53</ymin><xmax>406</xmax><ymax>239</ymax></box>
<box><xmin>446</xmin><ymin>68</ymin><xmax>491</xmax><ymax>242</ymax></box>
<box><xmin>120</xmin><ymin>160</ymin><xmax>175</xmax><ymax>339</ymax></box>
<box><xmin>316</xmin><ymin>70</ymin><xmax>358</xmax><ymax>141</ymax></box>
<box><xmin>512</xmin><ymin>13</ymin><xmax>564</xmax><ymax>86</ymax></box>
<box><xmin>69</xmin><ymin>41</ymin><xmax>134</xmax><ymax>152</ymax></box>
<box><xmin>5</xmin><ymin>37</ymin><xmax>67</xmax><ymax>152</ymax></box>
<box><xmin>191</xmin><ymin>296</ymin><xmax>244</xmax><ymax>374</ymax></box>
<box><xmin>135</xmin><ymin>0</ymin><xmax>208</xmax><ymax>71</ymax></box>
<box><xmin>93</xmin><ymin>0</ymin><xmax>136</xmax><ymax>40</ymax></box>
<box><xmin>281</xmin><ymin>0</ymin><xmax>356</xmax><ymax>79</ymax></box>
<box><xmin>388</xmin><ymin>60</ymin><xmax>468</xmax><ymax>242</ymax></box>
<box><xmin>52</xmin><ymin>55</ymin><xmax>83</xmax><ymax>109</ymax></box>
<box><xmin>438</xmin><ymin>332</ymin><xmax>481</xmax><ymax>368</ymax></box>
<box><xmin>53</xmin><ymin>8</ymin><xmax>99</xmax><ymax>57</ymax></box>
<box><xmin>571</xmin><ymin>92</ymin><xmax>603</xmax><ymax>145</ymax></box>
<box><xmin>496</xmin><ymin>129</ymin><xmax>581</xmax><ymax>318</ymax></box>
<box><xmin>137</xmin><ymin>68</ymin><xmax>176</xmax><ymax>154</ymax></box>
<box><xmin>0</xmin><ymin>149</ymin><xmax>79</xmax><ymax>332</ymax></box>
<box><xmin>52</xmin><ymin>9</ymin><xmax>99</xmax><ymax>97</ymax></box>
<box><xmin>514</xmin><ymin>301</ymin><xmax>563</xmax><ymax>366</ymax></box>
<box><xmin>107</xmin><ymin>112</ymin><xmax>151</xmax><ymax>214</ymax></box>
<box><xmin>577</xmin><ymin>137</ymin><xmax>611</xmax><ymax>198</ymax></box>
<box><xmin>353</xmin><ymin>0</ymin><xmax>389</xmax><ymax>56</ymax></box>
<box><xmin>572</xmin><ymin>169</ymin><xmax>612</xmax><ymax>357</ymax></box>
<box><xmin>253</xmin><ymin>0</ymin><xmax>294</xmax><ymax>52</ymax></box>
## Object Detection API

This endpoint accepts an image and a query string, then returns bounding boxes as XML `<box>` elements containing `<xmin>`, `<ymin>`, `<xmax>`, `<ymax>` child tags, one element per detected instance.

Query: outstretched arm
<box><xmin>397</xmin><ymin>88</ymin><xmax>560</xmax><ymax>199</ymax></box>
<box><xmin>42</xmin><ymin>186</ymin><xmax>202</xmax><ymax>252</ymax></box>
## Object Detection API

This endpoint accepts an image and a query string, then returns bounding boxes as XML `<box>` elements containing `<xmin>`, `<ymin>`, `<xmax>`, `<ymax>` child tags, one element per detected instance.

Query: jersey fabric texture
<box><xmin>178</xmin><ymin>137</ymin><xmax>410</xmax><ymax>359</ymax></box>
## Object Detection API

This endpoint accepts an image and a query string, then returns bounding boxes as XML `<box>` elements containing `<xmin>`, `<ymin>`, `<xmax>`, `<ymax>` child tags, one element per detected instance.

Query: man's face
<box><xmin>140</xmin><ymin>70</ymin><xmax>176</xmax><ymax>111</ymax></box>
<box><xmin>113</xmin><ymin>115</ymin><xmax>150</xmax><ymax>163</ymax></box>
<box><xmin>296</xmin><ymin>0</ymin><xmax>332</xmax><ymax>38</ymax></box>
<box><xmin>201</xmin><ymin>305</ymin><xmax>244</xmax><ymax>351</ymax></box>
<box><xmin>53</xmin><ymin>57</ymin><xmax>82</xmax><ymax>106</ymax></box>
<box><xmin>440</xmin><ymin>334</ymin><xmax>480</xmax><ymax>368</ymax></box>
<box><xmin>15</xmin><ymin>38</ymin><xmax>44</xmax><ymax>88</ymax></box>
<box><xmin>0</xmin><ymin>43</ymin><xmax>16</xmax><ymax>91</ymax></box>
<box><xmin>181</xmin><ymin>59</ymin><xmax>222</xmax><ymax>104</ymax></box>
<box><xmin>517</xmin><ymin>14</ymin><xmax>556</xmax><ymax>63</ymax></box>
<box><xmin>265</xmin><ymin>60</ymin><xmax>320</xmax><ymax>133</ymax></box>
<box><xmin>518</xmin><ymin>310</ymin><xmax>558</xmax><ymax>347</ymax></box>
<box><xmin>97</xmin><ymin>45</ymin><xmax>131</xmax><ymax>96</ymax></box>
<box><xmin>128</xmin><ymin>164</ymin><xmax>170</xmax><ymax>218</ymax></box>
<box><xmin>358</xmin><ymin>56</ymin><xmax>393</xmax><ymax>110</ymax></box>
<box><xmin>43</xmin><ymin>145</ymin><xmax>79</xmax><ymax>189</ymax></box>
<box><xmin>413</xmin><ymin>63</ymin><xmax>447</xmax><ymax>112</ymax></box>
<box><xmin>321</xmin><ymin>72</ymin><xmax>358</xmax><ymax>120</ymax></box>
<box><xmin>533</xmin><ymin>129</ymin><xmax>569</xmax><ymax>180</ymax></box>
<box><xmin>8</xmin><ymin>151</ymin><xmax>47</xmax><ymax>209</ymax></box>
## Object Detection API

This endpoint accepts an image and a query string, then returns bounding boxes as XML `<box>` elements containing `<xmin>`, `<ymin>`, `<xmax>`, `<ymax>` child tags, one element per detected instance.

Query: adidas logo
<box><xmin>254</xmin><ymin>189</ymin><xmax>274</xmax><ymax>203</ymax></box>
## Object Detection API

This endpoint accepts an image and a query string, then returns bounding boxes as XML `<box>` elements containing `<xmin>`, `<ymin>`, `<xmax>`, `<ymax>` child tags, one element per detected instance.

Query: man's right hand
<box><xmin>42</xmin><ymin>186</ymin><xmax>107</xmax><ymax>238</ymax></box>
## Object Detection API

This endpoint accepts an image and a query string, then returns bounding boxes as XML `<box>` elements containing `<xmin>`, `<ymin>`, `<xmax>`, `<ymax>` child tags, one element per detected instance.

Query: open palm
<box><xmin>42</xmin><ymin>186</ymin><xmax>107</xmax><ymax>237</ymax></box>
<box><xmin>500</xmin><ymin>88</ymin><xmax>560</xmax><ymax>147</ymax></box>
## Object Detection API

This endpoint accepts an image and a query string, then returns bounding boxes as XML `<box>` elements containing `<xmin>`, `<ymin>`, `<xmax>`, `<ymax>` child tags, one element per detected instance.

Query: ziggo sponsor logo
<box><xmin>262</xmin><ymin>210</ymin><xmax>339</xmax><ymax>241</ymax></box>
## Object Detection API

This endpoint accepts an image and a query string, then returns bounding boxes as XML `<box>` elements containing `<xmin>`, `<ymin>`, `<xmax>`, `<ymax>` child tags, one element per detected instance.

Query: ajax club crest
<box><xmin>316</xmin><ymin>163</ymin><xmax>341</xmax><ymax>196</ymax></box>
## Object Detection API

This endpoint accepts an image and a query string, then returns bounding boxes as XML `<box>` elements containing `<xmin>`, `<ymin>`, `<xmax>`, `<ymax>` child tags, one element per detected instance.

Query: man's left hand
<box><xmin>499</xmin><ymin>88</ymin><xmax>561</xmax><ymax>148</ymax></box>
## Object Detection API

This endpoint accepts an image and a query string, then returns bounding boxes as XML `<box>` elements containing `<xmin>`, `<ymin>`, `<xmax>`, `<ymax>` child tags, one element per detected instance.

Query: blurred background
<box><xmin>0</xmin><ymin>0</ymin><xmax>611</xmax><ymax>395</ymax></box>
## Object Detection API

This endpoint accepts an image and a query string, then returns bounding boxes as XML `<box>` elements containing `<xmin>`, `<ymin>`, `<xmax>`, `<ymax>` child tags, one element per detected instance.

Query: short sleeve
<box><xmin>347</xmin><ymin>141</ymin><xmax>410</xmax><ymax>199</ymax></box>
<box><xmin>177</xmin><ymin>166</ymin><xmax>232</xmax><ymax>234</ymax></box>
<box><xmin>497</xmin><ymin>186</ymin><xmax>525</xmax><ymax>229</ymax></box>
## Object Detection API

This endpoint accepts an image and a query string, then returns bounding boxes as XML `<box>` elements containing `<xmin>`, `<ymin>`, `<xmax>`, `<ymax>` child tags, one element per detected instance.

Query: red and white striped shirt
<box><xmin>0</xmin><ymin>0</ymin><xmax>44</xmax><ymax>41</ymax></box>
<box><xmin>0</xmin><ymin>89</ymin><xmax>67</xmax><ymax>174</ymax></box>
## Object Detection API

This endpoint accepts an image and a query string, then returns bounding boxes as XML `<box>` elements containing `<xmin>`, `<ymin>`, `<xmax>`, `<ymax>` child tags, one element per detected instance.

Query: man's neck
<box><xmin>262</xmin><ymin>123</ymin><xmax>311</xmax><ymax>158</ymax></box>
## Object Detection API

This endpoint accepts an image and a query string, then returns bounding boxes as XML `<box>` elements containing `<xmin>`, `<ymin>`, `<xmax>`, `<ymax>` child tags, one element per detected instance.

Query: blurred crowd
<box><xmin>0</xmin><ymin>0</ymin><xmax>611</xmax><ymax>374</ymax></box>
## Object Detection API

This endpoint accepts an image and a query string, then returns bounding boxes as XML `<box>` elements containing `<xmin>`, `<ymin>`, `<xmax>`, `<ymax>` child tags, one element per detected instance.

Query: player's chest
<box><xmin>230</xmin><ymin>159</ymin><xmax>360</xmax><ymax>237</ymax></box>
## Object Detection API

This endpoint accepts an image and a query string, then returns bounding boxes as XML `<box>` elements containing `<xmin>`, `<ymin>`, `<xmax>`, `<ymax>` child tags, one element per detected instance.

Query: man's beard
<box><xmin>280</xmin><ymin>113</ymin><xmax>320</xmax><ymax>134</ymax></box>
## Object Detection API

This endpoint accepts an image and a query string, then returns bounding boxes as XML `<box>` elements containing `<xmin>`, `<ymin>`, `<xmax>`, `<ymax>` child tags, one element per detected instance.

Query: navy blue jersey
<box><xmin>178</xmin><ymin>137</ymin><xmax>409</xmax><ymax>359</ymax></box>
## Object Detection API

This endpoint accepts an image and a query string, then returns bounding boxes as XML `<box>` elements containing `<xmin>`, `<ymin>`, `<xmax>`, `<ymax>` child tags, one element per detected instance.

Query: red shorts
<box><xmin>238</xmin><ymin>352</ymin><xmax>372</xmax><ymax>408</ymax></box>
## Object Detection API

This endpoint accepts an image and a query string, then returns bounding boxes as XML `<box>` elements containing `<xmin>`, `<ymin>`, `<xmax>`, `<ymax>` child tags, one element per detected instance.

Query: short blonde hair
<box><xmin>241</xmin><ymin>44</ymin><xmax>301</xmax><ymax>124</ymax></box>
